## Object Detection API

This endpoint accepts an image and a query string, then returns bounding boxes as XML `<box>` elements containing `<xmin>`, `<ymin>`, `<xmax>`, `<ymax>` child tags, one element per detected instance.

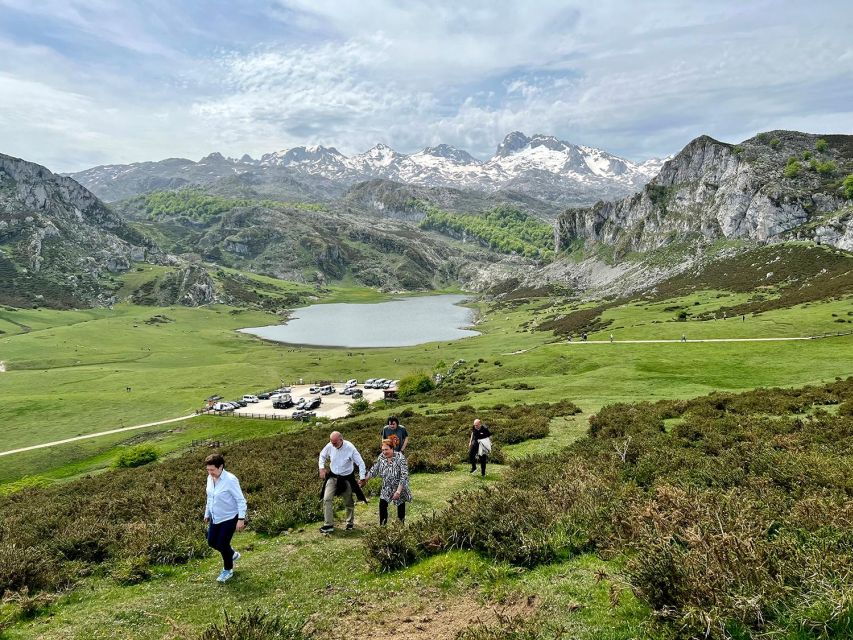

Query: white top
<box><xmin>204</xmin><ymin>469</ymin><xmax>248</xmax><ymax>524</ymax></box>
<box><xmin>318</xmin><ymin>440</ymin><xmax>366</xmax><ymax>479</ymax></box>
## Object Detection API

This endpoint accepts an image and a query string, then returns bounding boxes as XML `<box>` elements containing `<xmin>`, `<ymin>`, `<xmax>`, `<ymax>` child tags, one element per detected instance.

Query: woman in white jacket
<box><xmin>203</xmin><ymin>453</ymin><xmax>247</xmax><ymax>583</ymax></box>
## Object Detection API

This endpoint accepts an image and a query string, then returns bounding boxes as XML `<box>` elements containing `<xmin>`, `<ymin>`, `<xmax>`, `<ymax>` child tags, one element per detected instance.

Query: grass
<box><xmin>1</xmin><ymin>284</ymin><xmax>852</xmax><ymax>482</ymax></box>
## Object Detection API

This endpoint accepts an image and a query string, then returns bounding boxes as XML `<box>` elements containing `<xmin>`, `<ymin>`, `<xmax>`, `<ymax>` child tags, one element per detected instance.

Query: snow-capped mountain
<box><xmin>67</xmin><ymin>133</ymin><xmax>666</xmax><ymax>205</ymax></box>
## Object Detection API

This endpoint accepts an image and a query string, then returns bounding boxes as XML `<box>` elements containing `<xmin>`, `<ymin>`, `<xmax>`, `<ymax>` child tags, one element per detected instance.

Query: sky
<box><xmin>0</xmin><ymin>0</ymin><xmax>851</xmax><ymax>172</ymax></box>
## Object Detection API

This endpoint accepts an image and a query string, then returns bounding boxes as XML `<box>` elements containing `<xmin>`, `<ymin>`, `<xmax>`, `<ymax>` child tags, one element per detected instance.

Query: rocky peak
<box><xmin>200</xmin><ymin>152</ymin><xmax>228</xmax><ymax>164</ymax></box>
<box><xmin>421</xmin><ymin>144</ymin><xmax>479</xmax><ymax>164</ymax></box>
<box><xmin>495</xmin><ymin>131</ymin><xmax>531</xmax><ymax>157</ymax></box>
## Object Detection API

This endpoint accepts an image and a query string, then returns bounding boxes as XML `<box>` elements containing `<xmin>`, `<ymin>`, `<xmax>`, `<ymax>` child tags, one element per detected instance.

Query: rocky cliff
<box><xmin>555</xmin><ymin>131</ymin><xmax>853</xmax><ymax>255</ymax></box>
<box><xmin>0</xmin><ymin>153</ymin><xmax>163</xmax><ymax>307</ymax></box>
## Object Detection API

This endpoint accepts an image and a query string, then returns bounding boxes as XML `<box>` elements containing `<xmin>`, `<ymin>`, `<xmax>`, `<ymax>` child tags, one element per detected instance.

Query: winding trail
<box><xmin>0</xmin><ymin>413</ymin><xmax>198</xmax><ymax>458</ymax></box>
<box><xmin>503</xmin><ymin>333</ymin><xmax>851</xmax><ymax>355</ymax></box>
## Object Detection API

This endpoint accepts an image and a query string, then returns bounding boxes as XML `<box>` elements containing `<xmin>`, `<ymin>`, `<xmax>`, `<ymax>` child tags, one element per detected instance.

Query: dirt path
<box><xmin>0</xmin><ymin>413</ymin><xmax>198</xmax><ymax>458</ymax></box>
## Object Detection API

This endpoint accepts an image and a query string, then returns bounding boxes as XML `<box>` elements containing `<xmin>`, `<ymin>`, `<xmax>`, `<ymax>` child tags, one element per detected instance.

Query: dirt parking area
<box><xmin>233</xmin><ymin>383</ymin><xmax>385</xmax><ymax>420</ymax></box>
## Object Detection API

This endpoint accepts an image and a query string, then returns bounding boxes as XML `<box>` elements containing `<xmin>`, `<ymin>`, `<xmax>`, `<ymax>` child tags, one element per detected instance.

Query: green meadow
<box><xmin>1</xmin><ymin>276</ymin><xmax>851</xmax><ymax>484</ymax></box>
<box><xmin>1</xmin><ymin>267</ymin><xmax>852</xmax><ymax>639</ymax></box>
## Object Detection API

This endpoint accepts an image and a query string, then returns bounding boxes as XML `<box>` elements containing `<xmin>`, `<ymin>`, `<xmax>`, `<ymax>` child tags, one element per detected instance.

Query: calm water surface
<box><xmin>239</xmin><ymin>294</ymin><xmax>480</xmax><ymax>347</ymax></box>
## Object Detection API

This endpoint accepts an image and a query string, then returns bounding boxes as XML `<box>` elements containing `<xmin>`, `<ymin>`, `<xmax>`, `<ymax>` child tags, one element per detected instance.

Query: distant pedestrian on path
<box><xmin>681</xmin><ymin>333</ymin><xmax>687</xmax><ymax>342</ymax></box>
<box><xmin>203</xmin><ymin>453</ymin><xmax>247</xmax><ymax>583</ymax></box>
<box><xmin>609</xmin><ymin>333</ymin><xmax>614</xmax><ymax>343</ymax></box>
<box><xmin>319</xmin><ymin>431</ymin><xmax>367</xmax><ymax>533</ymax></box>
<box><xmin>468</xmin><ymin>419</ymin><xmax>492</xmax><ymax>476</ymax></box>
<box><xmin>381</xmin><ymin>415</ymin><xmax>409</xmax><ymax>452</ymax></box>
<box><xmin>364</xmin><ymin>436</ymin><xmax>411</xmax><ymax>525</ymax></box>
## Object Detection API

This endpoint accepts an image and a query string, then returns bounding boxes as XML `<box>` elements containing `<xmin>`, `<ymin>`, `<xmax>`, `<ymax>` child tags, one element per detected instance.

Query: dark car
<box><xmin>257</xmin><ymin>392</ymin><xmax>272</xmax><ymax>400</ymax></box>
<box><xmin>304</xmin><ymin>397</ymin><xmax>321</xmax><ymax>410</ymax></box>
<box><xmin>273</xmin><ymin>398</ymin><xmax>294</xmax><ymax>409</ymax></box>
<box><xmin>231</xmin><ymin>399</ymin><xmax>248</xmax><ymax>407</ymax></box>
<box><xmin>350</xmin><ymin>389</ymin><xmax>364</xmax><ymax>399</ymax></box>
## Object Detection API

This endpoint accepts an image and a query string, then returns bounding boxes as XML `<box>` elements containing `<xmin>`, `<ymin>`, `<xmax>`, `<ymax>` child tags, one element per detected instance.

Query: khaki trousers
<box><xmin>323</xmin><ymin>476</ymin><xmax>354</xmax><ymax>527</ymax></box>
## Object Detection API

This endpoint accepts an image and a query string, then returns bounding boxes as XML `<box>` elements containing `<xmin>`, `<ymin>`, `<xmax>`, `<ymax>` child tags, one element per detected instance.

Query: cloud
<box><xmin>0</xmin><ymin>0</ymin><xmax>850</xmax><ymax>171</ymax></box>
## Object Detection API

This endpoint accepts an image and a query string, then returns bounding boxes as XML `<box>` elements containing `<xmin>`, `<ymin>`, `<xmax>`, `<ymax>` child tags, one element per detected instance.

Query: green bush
<box><xmin>114</xmin><ymin>445</ymin><xmax>159</xmax><ymax>468</ymax></box>
<box><xmin>347</xmin><ymin>398</ymin><xmax>370</xmax><ymax>415</ymax></box>
<box><xmin>843</xmin><ymin>174</ymin><xmax>853</xmax><ymax>200</ymax></box>
<box><xmin>397</xmin><ymin>372</ymin><xmax>435</xmax><ymax>399</ymax></box>
<box><xmin>816</xmin><ymin>138</ymin><xmax>829</xmax><ymax>152</ymax></box>
<box><xmin>769</xmin><ymin>137</ymin><xmax>781</xmax><ymax>149</ymax></box>
<box><xmin>802</xmin><ymin>150</ymin><xmax>812</xmax><ymax>160</ymax></box>
<box><xmin>816</xmin><ymin>159</ymin><xmax>837</xmax><ymax>175</ymax></box>
<box><xmin>784</xmin><ymin>160</ymin><xmax>801</xmax><ymax>178</ymax></box>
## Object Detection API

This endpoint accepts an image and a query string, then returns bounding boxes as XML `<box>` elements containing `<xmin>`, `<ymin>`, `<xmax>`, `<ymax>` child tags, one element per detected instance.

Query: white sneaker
<box><xmin>216</xmin><ymin>569</ymin><xmax>234</xmax><ymax>583</ymax></box>
<box><xmin>232</xmin><ymin>551</ymin><xmax>241</xmax><ymax>563</ymax></box>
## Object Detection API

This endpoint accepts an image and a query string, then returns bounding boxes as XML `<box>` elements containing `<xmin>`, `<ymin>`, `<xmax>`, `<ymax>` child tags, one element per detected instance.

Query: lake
<box><xmin>238</xmin><ymin>294</ymin><xmax>480</xmax><ymax>347</ymax></box>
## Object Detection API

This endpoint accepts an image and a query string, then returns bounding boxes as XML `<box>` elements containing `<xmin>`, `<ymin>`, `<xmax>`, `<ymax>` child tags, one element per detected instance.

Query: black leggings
<box><xmin>469</xmin><ymin>443</ymin><xmax>488</xmax><ymax>475</ymax></box>
<box><xmin>379</xmin><ymin>499</ymin><xmax>406</xmax><ymax>525</ymax></box>
<box><xmin>207</xmin><ymin>516</ymin><xmax>238</xmax><ymax>570</ymax></box>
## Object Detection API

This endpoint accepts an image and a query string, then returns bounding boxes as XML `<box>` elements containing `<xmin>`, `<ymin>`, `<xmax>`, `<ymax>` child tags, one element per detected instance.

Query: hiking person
<box><xmin>319</xmin><ymin>431</ymin><xmax>367</xmax><ymax>533</ymax></box>
<box><xmin>609</xmin><ymin>333</ymin><xmax>614</xmax><ymax>343</ymax></box>
<box><xmin>381</xmin><ymin>415</ymin><xmax>409</xmax><ymax>452</ymax></box>
<box><xmin>364</xmin><ymin>436</ymin><xmax>411</xmax><ymax>524</ymax></box>
<box><xmin>681</xmin><ymin>333</ymin><xmax>687</xmax><ymax>342</ymax></box>
<box><xmin>203</xmin><ymin>453</ymin><xmax>247</xmax><ymax>583</ymax></box>
<box><xmin>468</xmin><ymin>418</ymin><xmax>492</xmax><ymax>476</ymax></box>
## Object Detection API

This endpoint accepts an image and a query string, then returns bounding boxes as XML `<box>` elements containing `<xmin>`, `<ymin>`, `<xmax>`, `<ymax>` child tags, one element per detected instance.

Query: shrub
<box><xmin>733</xmin><ymin>145</ymin><xmax>744</xmax><ymax>155</ymax></box>
<box><xmin>770</xmin><ymin>137</ymin><xmax>781</xmax><ymax>149</ymax></box>
<box><xmin>843</xmin><ymin>174</ymin><xmax>853</xmax><ymax>200</ymax></box>
<box><xmin>784</xmin><ymin>160</ymin><xmax>801</xmax><ymax>178</ymax></box>
<box><xmin>802</xmin><ymin>150</ymin><xmax>812</xmax><ymax>160</ymax></box>
<box><xmin>757</xmin><ymin>132</ymin><xmax>771</xmax><ymax>143</ymax></box>
<box><xmin>114</xmin><ymin>445</ymin><xmax>159</xmax><ymax>468</ymax></box>
<box><xmin>397</xmin><ymin>372</ymin><xmax>435</xmax><ymax>399</ymax></box>
<box><xmin>816</xmin><ymin>138</ymin><xmax>829</xmax><ymax>152</ymax></box>
<box><xmin>198</xmin><ymin>608</ymin><xmax>305</xmax><ymax>640</ymax></box>
<box><xmin>347</xmin><ymin>398</ymin><xmax>370</xmax><ymax>416</ymax></box>
<box><xmin>814</xmin><ymin>159</ymin><xmax>837</xmax><ymax>175</ymax></box>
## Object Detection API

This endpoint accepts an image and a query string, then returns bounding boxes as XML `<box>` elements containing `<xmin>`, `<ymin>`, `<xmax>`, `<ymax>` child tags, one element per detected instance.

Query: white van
<box><xmin>242</xmin><ymin>394</ymin><xmax>259</xmax><ymax>403</ymax></box>
<box><xmin>320</xmin><ymin>385</ymin><xmax>335</xmax><ymax>395</ymax></box>
<box><xmin>212</xmin><ymin>402</ymin><xmax>233</xmax><ymax>411</ymax></box>
<box><xmin>345</xmin><ymin>379</ymin><xmax>357</xmax><ymax>388</ymax></box>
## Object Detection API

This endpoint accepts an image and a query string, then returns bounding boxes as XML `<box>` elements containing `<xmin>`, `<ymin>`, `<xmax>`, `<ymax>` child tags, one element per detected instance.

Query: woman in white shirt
<box><xmin>204</xmin><ymin>453</ymin><xmax>247</xmax><ymax>583</ymax></box>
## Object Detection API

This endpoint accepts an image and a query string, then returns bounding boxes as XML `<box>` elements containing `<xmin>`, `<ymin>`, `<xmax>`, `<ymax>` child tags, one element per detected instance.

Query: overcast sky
<box><xmin>1</xmin><ymin>0</ymin><xmax>851</xmax><ymax>172</ymax></box>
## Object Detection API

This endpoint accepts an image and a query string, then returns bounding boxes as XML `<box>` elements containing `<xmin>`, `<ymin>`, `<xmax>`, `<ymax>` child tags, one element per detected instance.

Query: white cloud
<box><xmin>0</xmin><ymin>0</ymin><xmax>851</xmax><ymax>170</ymax></box>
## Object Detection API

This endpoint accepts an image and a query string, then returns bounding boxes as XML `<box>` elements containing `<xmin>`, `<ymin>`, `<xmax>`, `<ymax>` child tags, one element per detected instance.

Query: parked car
<box><xmin>292</xmin><ymin>409</ymin><xmax>316</xmax><ymax>420</ymax></box>
<box><xmin>257</xmin><ymin>392</ymin><xmax>272</xmax><ymax>400</ymax></box>
<box><xmin>212</xmin><ymin>402</ymin><xmax>233</xmax><ymax>411</ymax></box>
<box><xmin>380</xmin><ymin>380</ymin><xmax>391</xmax><ymax>389</ymax></box>
<box><xmin>276</xmin><ymin>387</ymin><xmax>291</xmax><ymax>394</ymax></box>
<box><xmin>232</xmin><ymin>399</ymin><xmax>248</xmax><ymax>407</ymax></box>
<box><xmin>390</xmin><ymin>380</ymin><xmax>400</xmax><ymax>389</ymax></box>
<box><xmin>340</xmin><ymin>387</ymin><xmax>352</xmax><ymax>395</ymax></box>
<box><xmin>295</xmin><ymin>397</ymin><xmax>307</xmax><ymax>409</ymax></box>
<box><xmin>273</xmin><ymin>395</ymin><xmax>294</xmax><ymax>409</ymax></box>
<box><xmin>345</xmin><ymin>379</ymin><xmax>357</xmax><ymax>388</ymax></box>
<box><xmin>242</xmin><ymin>394</ymin><xmax>259</xmax><ymax>403</ymax></box>
<box><xmin>350</xmin><ymin>389</ymin><xmax>364</xmax><ymax>399</ymax></box>
<box><xmin>320</xmin><ymin>385</ymin><xmax>335</xmax><ymax>395</ymax></box>
<box><xmin>364</xmin><ymin>378</ymin><xmax>376</xmax><ymax>388</ymax></box>
<box><xmin>309</xmin><ymin>386</ymin><xmax>321</xmax><ymax>394</ymax></box>
<box><xmin>304</xmin><ymin>397</ymin><xmax>321</xmax><ymax>410</ymax></box>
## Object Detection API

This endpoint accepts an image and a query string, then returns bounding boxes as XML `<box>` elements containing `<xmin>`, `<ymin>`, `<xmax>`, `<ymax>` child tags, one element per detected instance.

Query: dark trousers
<box><xmin>379</xmin><ymin>499</ymin><xmax>406</xmax><ymax>525</ymax></box>
<box><xmin>207</xmin><ymin>515</ymin><xmax>238</xmax><ymax>570</ymax></box>
<box><xmin>469</xmin><ymin>443</ymin><xmax>487</xmax><ymax>475</ymax></box>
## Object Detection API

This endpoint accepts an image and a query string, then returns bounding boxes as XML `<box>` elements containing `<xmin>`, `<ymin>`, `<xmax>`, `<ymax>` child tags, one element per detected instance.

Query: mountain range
<box><xmin>67</xmin><ymin>132</ymin><xmax>666</xmax><ymax>206</ymax></box>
